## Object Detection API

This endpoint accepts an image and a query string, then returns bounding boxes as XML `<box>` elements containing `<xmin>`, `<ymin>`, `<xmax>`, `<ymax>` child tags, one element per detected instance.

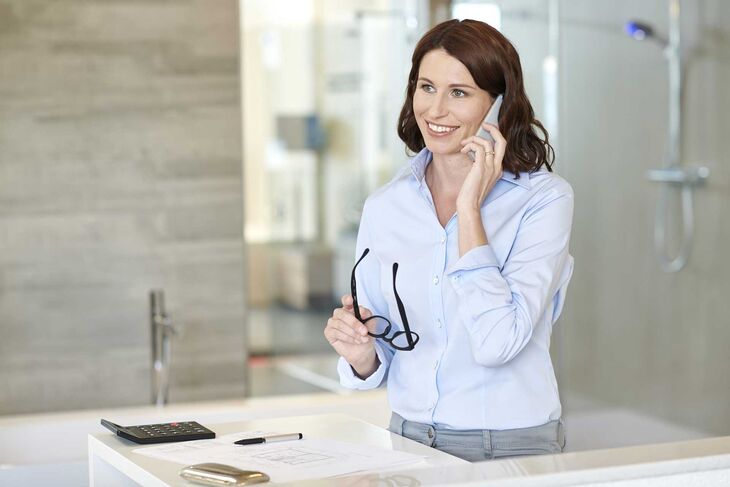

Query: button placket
<box><xmin>428</xmin><ymin>232</ymin><xmax>446</xmax><ymax>426</ymax></box>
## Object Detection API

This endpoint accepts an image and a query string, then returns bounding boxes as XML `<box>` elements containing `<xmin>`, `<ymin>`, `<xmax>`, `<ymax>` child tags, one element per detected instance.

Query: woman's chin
<box><xmin>425</xmin><ymin>141</ymin><xmax>461</xmax><ymax>157</ymax></box>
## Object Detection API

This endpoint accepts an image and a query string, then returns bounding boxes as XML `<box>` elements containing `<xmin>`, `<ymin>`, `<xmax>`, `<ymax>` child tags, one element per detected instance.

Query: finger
<box><xmin>325</xmin><ymin>325</ymin><xmax>367</xmax><ymax>345</ymax></box>
<box><xmin>341</xmin><ymin>294</ymin><xmax>354</xmax><ymax>310</ymax></box>
<box><xmin>328</xmin><ymin>325</ymin><xmax>368</xmax><ymax>345</ymax></box>
<box><xmin>462</xmin><ymin>134</ymin><xmax>495</xmax><ymax>152</ymax></box>
<box><xmin>482</xmin><ymin>121</ymin><xmax>505</xmax><ymax>142</ymax></box>
<box><xmin>481</xmin><ymin>126</ymin><xmax>505</xmax><ymax>174</ymax></box>
<box><xmin>460</xmin><ymin>141</ymin><xmax>486</xmax><ymax>163</ymax></box>
<box><xmin>326</xmin><ymin>316</ymin><xmax>359</xmax><ymax>340</ymax></box>
<box><xmin>333</xmin><ymin>308</ymin><xmax>369</xmax><ymax>336</ymax></box>
<box><xmin>359</xmin><ymin>307</ymin><xmax>372</xmax><ymax>320</ymax></box>
<box><xmin>326</xmin><ymin>317</ymin><xmax>368</xmax><ymax>343</ymax></box>
<box><xmin>481</xmin><ymin>123</ymin><xmax>506</xmax><ymax>156</ymax></box>
<box><xmin>464</xmin><ymin>132</ymin><xmax>501</xmax><ymax>176</ymax></box>
<box><xmin>363</xmin><ymin>317</ymin><xmax>381</xmax><ymax>334</ymax></box>
<box><xmin>324</xmin><ymin>323</ymin><xmax>341</xmax><ymax>344</ymax></box>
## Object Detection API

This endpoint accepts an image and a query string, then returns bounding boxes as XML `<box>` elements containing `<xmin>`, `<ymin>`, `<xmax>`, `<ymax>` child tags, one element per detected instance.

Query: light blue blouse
<box><xmin>337</xmin><ymin>148</ymin><xmax>574</xmax><ymax>431</ymax></box>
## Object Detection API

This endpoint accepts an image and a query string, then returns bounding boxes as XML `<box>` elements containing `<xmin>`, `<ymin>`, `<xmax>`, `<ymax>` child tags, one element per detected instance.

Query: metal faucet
<box><xmin>150</xmin><ymin>289</ymin><xmax>178</xmax><ymax>406</ymax></box>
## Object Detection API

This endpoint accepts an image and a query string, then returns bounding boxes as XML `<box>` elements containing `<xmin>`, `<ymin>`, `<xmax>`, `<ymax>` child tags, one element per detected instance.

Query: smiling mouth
<box><xmin>427</xmin><ymin>121</ymin><xmax>459</xmax><ymax>134</ymax></box>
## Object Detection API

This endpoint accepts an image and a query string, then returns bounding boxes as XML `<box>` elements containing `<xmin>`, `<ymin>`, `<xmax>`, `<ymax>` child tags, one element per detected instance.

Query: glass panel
<box><xmin>242</xmin><ymin>0</ymin><xmax>423</xmax><ymax>395</ymax></box>
<box><xmin>555</xmin><ymin>0</ymin><xmax>730</xmax><ymax>446</ymax></box>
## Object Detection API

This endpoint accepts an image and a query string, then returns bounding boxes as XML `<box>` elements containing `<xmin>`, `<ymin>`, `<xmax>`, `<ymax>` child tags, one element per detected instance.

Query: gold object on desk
<box><xmin>180</xmin><ymin>463</ymin><xmax>270</xmax><ymax>486</ymax></box>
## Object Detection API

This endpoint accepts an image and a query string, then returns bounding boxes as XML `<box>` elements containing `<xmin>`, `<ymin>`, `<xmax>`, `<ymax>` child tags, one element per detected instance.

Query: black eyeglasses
<box><xmin>350</xmin><ymin>248</ymin><xmax>419</xmax><ymax>351</ymax></box>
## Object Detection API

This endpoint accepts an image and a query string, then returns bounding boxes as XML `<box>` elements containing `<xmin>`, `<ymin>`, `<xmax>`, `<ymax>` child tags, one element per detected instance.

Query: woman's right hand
<box><xmin>324</xmin><ymin>295</ymin><xmax>379</xmax><ymax>378</ymax></box>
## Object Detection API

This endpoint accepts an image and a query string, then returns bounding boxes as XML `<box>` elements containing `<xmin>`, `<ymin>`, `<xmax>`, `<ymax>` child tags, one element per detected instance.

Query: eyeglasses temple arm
<box><xmin>351</xmin><ymin>248</ymin><xmax>370</xmax><ymax>321</ymax></box>
<box><xmin>392</xmin><ymin>263</ymin><xmax>415</xmax><ymax>346</ymax></box>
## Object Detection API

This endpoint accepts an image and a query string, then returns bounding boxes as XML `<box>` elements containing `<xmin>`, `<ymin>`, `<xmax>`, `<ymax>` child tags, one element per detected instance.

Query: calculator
<box><xmin>100</xmin><ymin>419</ymin><xmax>216</xmax><ymax>444</ymax></box>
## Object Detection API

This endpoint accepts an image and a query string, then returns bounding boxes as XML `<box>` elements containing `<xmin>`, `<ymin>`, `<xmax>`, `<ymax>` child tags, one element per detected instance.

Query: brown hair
<box><xmin>397</xmin><ymin>19</ymin><xmax>554</xmax><ymax>175</ymax></box>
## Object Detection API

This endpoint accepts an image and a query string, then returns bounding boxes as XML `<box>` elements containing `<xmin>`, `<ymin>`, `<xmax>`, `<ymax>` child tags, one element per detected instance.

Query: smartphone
<box><xmin>179</xmin><ymin>463</ymin><xmax>270</xmax><ymax>486</ymax></box>
<box><xmin>468</xmin><ymin>94</ymin><xmax>503</xmax><ymax>161</ymax></box>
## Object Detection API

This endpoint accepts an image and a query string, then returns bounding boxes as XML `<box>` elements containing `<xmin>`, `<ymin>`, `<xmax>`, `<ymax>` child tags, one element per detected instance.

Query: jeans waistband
<box><xmin>389</xmin><ymin>412</ymin><xmax>565</xmax><ymax>457</ymax></box>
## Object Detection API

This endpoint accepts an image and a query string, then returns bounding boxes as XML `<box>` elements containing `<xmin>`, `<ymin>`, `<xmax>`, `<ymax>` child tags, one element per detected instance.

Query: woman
<box><xmin>324</xmin><ymin>19</ymin><xmax>574</xmax><ymax>462</ymax></box>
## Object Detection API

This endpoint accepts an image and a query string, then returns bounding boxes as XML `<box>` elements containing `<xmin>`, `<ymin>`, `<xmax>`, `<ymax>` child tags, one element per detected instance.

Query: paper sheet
<box><xmin>133</xmin><ymin>430</ymin><xmax>425</xmax><ymax>483</ymax></box>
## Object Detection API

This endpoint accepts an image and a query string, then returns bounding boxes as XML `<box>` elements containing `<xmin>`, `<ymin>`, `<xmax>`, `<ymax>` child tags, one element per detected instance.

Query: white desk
<box><xmin>88</xmin><ymin>412</ymin><xmax>730</xmax><ymax>487</ymax></box>
<box><xmin>88</xmin><ymin>413</ymin><xmax>467</xmax><ymax>486</ymax></box>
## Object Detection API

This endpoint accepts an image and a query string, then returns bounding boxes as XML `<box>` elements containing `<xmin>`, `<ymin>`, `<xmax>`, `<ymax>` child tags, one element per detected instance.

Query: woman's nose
<box><xmin>427</xmin><ymin>94</ymin><xmax>449</xmax><ymax>118</ymax></box>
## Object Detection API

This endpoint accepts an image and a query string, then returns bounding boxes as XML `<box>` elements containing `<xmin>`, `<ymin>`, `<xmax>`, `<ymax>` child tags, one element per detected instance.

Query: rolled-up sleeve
<box><xmin>446</xmin><ymin>183</ymin><xmax>574</xmax><ymax>368</ymax></box>
<box><xmin>337</xmin><ymin>342</ymin><xmax>391</xmax><ymax>389</ymax></box>
<box><xmin>337</xmin><ymin>202</ymin><xmax>395</xmax><ymax>389</ymax></box>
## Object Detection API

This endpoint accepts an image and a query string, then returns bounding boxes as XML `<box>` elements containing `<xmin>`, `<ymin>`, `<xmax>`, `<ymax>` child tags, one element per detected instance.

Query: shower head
<box><xmin>625</xmin><ymin>20</ymin><xmax>667</xmax><ymax>46</ymax></box>
<box><xmin>625</xmin><ymin>20</ymin><xmax>654</xmax><ymax>40</ymax></box>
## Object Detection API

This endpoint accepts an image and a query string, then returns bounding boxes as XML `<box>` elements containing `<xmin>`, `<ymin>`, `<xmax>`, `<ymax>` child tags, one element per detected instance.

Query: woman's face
<box><xmin>413</xmin><ymin>49</ymin><xmax>493</xmax><ymax>158</ymax></box>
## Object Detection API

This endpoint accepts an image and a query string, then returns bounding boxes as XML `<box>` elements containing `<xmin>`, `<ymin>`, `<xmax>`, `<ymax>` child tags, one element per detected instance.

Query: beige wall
<box><xmin>555</xmin><ymin>0</ymin><xmax>730</xmax><ymax>435</ymax></box>
<box><xmin>0</xmin><ymin>0</ymin><xmax>245</xmax><ymax>414</ymax></box>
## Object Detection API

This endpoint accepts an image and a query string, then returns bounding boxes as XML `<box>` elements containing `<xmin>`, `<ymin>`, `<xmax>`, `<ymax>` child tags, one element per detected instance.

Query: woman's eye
<box><xmin>452</xmin><ymin>89</ymin><xmax>466</xmax><ymax>97</ymax></box>
<box><xmin>420</xmin><ymin>84</ymin><xmax>435</xmax><ymax>93</ymax></box>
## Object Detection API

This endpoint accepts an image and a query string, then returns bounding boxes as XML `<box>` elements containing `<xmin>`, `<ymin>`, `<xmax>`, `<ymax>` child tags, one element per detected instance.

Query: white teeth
<box><xmin>428</xmin><ymin>122</ymin><xmax>457</xmax><ymax>133</ymax></box>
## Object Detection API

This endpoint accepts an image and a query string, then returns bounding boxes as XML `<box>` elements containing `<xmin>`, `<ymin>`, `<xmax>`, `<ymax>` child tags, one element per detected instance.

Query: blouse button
<box><xmin>433</xmin><ymin>276</ymin><xmax>439</xmax><ymax>285</ymax></box>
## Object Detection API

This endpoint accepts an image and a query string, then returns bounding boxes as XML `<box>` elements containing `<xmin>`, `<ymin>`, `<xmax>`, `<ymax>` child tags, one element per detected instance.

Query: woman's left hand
<box><xmin>456</xmin><ymin>122</ymin><xmax>506</xmax><ymax>213</ymax></box>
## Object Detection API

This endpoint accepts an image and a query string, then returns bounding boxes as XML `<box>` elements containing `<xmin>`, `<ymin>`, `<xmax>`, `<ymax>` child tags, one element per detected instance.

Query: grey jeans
<box><xmin>389</xmin><ymin>413</ymin><xmax>566</xmax><ymax>462</ymax></box>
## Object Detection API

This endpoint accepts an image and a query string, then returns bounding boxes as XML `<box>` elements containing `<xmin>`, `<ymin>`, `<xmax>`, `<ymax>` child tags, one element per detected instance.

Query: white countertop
<box><xmin>3</xmin><ymin>390</ymin><xmax>730</xmax><ymax>486</ymax></box>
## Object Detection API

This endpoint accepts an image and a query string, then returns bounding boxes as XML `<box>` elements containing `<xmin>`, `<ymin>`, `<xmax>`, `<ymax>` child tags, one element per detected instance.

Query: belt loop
<box><xmin>389</xmin><ymin>413</ymin><xmax>405</xmax><ymax>435</ymax></box>
<box><xmin>483</xmin><ymin>428</ymin><xmax>493</xmax><ymax>459</ymax></box>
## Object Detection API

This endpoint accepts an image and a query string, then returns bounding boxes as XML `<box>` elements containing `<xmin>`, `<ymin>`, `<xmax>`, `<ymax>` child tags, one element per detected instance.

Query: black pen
<box><xmin>234</xmin><ymin>433</ymin><xmax>303</xmax><ymax>445</ymax></box>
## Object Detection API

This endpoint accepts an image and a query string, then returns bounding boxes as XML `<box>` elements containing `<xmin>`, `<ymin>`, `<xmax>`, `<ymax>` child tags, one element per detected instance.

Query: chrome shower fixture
<box><xmin>627</xmin><ymin>1</ymin><xmax>710</xmax><ymax>273</ymax></box>
<box><xmin>625</xmin><ymin>20</ymin><xmax>667</xmax><ymax>46</ymax></box>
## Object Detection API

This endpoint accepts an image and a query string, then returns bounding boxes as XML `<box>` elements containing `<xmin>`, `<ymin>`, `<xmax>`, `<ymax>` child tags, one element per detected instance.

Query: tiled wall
<box><xmin>0</xmin><ymin>0</ymin><xmax>245</xmax><ymax>414</ymax></box>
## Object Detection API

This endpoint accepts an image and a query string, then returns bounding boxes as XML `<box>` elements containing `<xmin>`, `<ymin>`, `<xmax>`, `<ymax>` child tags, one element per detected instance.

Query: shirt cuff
<box><xmin>446</xmin><ymin>245</ymin><xmax>501</xmax><ymax>288</ymax></box>
<box><xmin>337</xmin><ymin>344</ymin><xmax>389</xmax><ymax>390</ymax></box>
